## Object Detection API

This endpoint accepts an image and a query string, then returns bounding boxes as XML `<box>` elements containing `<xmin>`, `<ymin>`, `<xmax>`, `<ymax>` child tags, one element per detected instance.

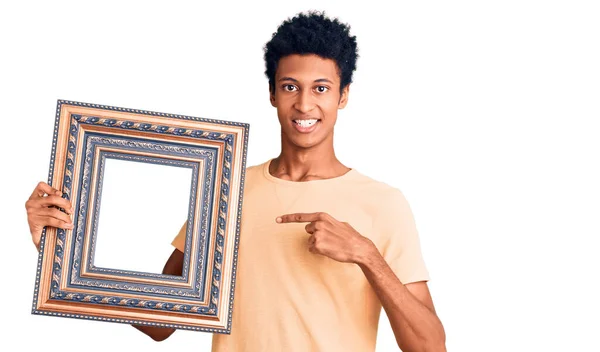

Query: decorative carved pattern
<box><xmin>32</xmin><ymin>100</ymin><xmax>248</xmax><ymax>333</ymax></box>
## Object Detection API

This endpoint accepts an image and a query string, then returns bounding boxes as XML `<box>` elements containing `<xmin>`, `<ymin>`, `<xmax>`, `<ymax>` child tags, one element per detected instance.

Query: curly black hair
<box><xmin>264</xmin><ymin>10</ymin><xmax>359</xmax><ymax>95</ymax></box>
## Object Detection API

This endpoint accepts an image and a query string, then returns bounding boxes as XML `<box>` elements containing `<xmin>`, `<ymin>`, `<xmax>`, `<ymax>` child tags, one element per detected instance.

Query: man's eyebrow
<box><xmin>278</xmin><ymin>77</ymin><xmax>334</xmax><ymax>84</ymax></box>
<box><xmin>278</xmin><ymin>77</ymin><xmax>299</xmax><ymax>82</ymax></box>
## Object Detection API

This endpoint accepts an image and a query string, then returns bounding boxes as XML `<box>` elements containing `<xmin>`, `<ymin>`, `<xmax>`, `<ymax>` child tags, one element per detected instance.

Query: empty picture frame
<box><xmin>31</xmin><ymin>100</ymin><xmax>249</xmax><ymax>334</ymax></box>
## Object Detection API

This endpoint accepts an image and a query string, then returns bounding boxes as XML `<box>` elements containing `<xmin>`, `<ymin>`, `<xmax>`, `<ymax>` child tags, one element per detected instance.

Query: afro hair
<box><xmin>263</xmin><ymin>10</ymin><xmax>359</xmax><ymax>95</ymax></box>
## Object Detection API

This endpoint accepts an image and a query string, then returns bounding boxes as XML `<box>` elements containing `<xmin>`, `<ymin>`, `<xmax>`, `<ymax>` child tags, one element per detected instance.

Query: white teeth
<box><xmin>294</xmin><ymin>119</ymin><xmax>318</xmax><ymax>127</ymax></box>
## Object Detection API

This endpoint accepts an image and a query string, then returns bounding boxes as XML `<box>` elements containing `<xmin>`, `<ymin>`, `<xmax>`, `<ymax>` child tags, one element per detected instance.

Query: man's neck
<box><xmin>269</xmin><ymin>149</ymin><xmax>351</xmax><ymax>182</ymax></box>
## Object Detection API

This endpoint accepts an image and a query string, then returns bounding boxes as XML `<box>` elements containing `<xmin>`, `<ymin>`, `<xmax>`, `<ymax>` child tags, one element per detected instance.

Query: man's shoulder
<box><xmin>238</xmin><ymin>160</ymin><xmax>269</xmax><ymax>195</ymax></box>
<box><xmin>242</xmin><ymin>160</ymin><xmax>266</xmax><ymax>183</ymax></box>
<box><xmin>245</xmin><ymin>162</ymin><xmax>264</xmax><ymax>174</ymax></box>
<box><xmin>350</xmin><ymin>169</ymin><xmax>404</xmax><ymax>201</ymax></box>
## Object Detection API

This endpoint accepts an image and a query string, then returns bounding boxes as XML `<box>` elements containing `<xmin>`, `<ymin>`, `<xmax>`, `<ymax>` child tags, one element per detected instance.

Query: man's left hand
<box><xmin>276</xmin><ymin>212</ymin><xmax>376</xmax><ymax>264</ymax></box>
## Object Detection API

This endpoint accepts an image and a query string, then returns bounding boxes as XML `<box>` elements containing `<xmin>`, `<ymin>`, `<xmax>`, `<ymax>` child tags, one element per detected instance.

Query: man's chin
<box><xmin>289</xmin><ymin>137</ymin><xmax>325</xmax><ymax>150</ymax></box>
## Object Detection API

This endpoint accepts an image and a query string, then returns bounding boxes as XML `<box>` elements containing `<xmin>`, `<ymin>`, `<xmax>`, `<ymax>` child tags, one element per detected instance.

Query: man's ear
<box><xmin>269</xmin><ymin>85</ymin><xmax>276</xmax><ymax>107</ymax></box>
<box><xmin>338</xmin><ymin>84</ymin><xmax>350</xmax><ymax>109</ymax></box>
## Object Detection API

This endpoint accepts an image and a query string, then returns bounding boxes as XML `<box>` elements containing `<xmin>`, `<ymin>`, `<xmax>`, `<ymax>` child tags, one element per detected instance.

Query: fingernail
<box><xmin>276</xmin><ymin>217</ymin><xmax>282</xmax><ymax>223</ymax></box>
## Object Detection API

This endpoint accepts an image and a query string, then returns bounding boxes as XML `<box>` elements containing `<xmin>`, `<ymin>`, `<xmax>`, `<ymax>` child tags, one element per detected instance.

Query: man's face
<box><xmin>270</xmin><ymin>54</ymin><xmax>349</xmax><ymax>150</ymax></box>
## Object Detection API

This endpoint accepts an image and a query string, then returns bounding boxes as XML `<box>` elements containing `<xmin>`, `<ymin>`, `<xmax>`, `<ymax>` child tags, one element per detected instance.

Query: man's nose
<box><xmin>293</xmin><ymin>90</ymin><xmax>315</xmax><ymax>113</ymax></box>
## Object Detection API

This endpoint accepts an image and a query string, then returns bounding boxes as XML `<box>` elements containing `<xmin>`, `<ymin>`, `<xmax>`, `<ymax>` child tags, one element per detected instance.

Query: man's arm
<box><xmin>357</xmin><ymin>251</ymin><xmax>446</xmax><ymax>352</ymax></box>
<box><xmin>276</xmin><ymin>211</ymin><xmax>446</xmax><ymax>351</ymax></box>
<box><xmin>132</xmin><ymin>248</ymin><xmax>184</xmax><ymax>341</ymax></box>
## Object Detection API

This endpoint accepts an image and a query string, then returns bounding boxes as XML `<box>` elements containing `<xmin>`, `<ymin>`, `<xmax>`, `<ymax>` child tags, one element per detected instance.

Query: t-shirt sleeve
<box><xmin>377</xmin><ymin>188</ymin><xmax>430</xmax><ymax>284</ymax></box>
<box><xmin>170</xmin><ymin>221</ymin><xmax>187</xmax><ymax>253</ymax></box>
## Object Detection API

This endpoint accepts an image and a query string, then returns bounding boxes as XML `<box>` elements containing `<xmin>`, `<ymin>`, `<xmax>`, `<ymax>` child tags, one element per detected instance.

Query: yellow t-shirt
<box><xmin>171</xmin><ymin>158</ymin><xmax>430</xmax><ymax>352</ymax></box>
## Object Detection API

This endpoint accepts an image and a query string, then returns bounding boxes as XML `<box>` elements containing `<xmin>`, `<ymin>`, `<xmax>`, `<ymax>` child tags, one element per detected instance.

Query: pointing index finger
<box><xmin>276</xmin><ymin>212</ymin><xmax>321</xmax><ymax>223</ymax></box>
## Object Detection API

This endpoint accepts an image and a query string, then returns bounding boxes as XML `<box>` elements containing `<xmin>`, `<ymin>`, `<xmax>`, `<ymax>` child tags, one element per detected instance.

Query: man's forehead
<box><xmin>276</xmin><ymin>54</ymin><xmax>340</xmax><ymax>83</ymax></box>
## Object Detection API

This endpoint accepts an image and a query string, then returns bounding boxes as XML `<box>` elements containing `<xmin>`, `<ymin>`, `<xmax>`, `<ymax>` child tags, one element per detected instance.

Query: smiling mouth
<box><xmin>292</xmin><ymin>119</ymin><xmax>321</xmax><ymax>128</ymax></box>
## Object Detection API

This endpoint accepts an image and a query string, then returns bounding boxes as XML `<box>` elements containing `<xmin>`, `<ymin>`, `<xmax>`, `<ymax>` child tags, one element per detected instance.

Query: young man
<box><xmin>26</xmin><ymin>11</ymin><xmax>446</xmax><ymax>352</ymax></box>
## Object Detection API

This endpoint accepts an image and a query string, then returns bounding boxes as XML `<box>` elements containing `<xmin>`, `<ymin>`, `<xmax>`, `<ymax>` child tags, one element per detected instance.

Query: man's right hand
<box><xmin>25</xmin><ymin>181</ymin><xmax>74</xmax><ymax>251</ymax></box>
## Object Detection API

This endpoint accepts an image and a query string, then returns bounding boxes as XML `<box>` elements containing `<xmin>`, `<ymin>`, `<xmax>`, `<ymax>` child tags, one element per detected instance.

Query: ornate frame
<box><xmin>31</xmin><ymin>100</ymin><xmax>249</xmax><ymax>334</ymax></box>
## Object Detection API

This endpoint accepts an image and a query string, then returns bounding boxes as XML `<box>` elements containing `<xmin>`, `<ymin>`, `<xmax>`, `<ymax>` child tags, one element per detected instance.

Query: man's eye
<box><xmin>316</xmin><ymin>86</ymin><xmax>329</xmax><ymax>93</ymax></box>
<box><xmin>283</xmin><ymin>85</ymin><xmax>297</xmax><ymax>92</ymax></box>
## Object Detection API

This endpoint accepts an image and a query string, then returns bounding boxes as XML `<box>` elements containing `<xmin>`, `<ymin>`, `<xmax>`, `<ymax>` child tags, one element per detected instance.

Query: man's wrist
<box><xmin>352</xmin><ymin>237</ymin><xmax>381</xmax><ymax>267</ymax></box>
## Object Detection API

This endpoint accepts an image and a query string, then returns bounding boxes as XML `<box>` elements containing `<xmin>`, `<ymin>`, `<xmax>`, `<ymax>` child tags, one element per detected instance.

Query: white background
<box><xmin>2</xmin><ymin>1</ymin><xmax>599</xmax><ymax>351</ymax></box>
<box><xmin>93</xmin><ymin>158</ymin><xmax>192</xmax><ymax>274</ymax></box>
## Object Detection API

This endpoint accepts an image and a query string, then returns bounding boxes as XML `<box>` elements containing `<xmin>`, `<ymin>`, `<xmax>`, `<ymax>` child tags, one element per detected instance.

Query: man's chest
<box><xmin>235</xmin><ymin>186</ymin><xmax>376</xmax><ymax>287</ymax></box>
